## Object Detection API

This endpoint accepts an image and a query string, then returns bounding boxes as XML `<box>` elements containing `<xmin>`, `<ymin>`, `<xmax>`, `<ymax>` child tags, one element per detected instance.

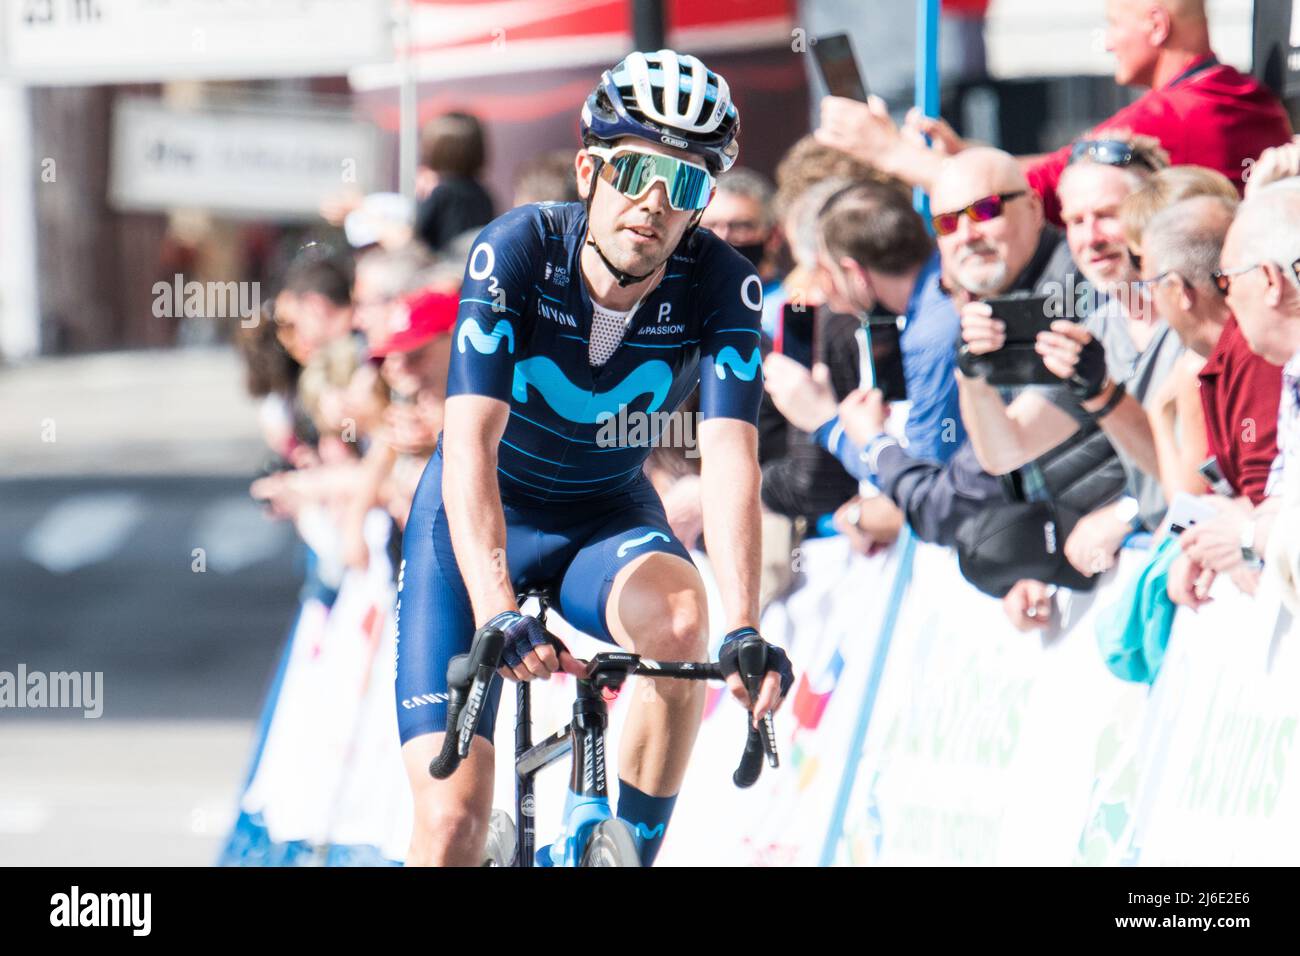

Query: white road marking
<box><xmin>21</xmin><ymin>492</ymin><xmax>144</xmax><ymax>573</ymax></box>
<box><xmin>190</xmin><ymin>496</ymin><xmax>291</xmax><ymax>573</ymax></box>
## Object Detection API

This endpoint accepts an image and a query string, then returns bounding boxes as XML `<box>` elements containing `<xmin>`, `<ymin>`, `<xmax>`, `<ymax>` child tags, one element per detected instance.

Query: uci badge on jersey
<box><xmin>587</xmin><ymin>145</ymin><xmax>714</xmax><ymax>211</ymax></box>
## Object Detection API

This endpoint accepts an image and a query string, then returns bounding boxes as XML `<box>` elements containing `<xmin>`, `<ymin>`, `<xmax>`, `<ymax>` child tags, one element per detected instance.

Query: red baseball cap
<box><xmin>369</xmin><ymin>289</ymin><xmax>459</xmax><ymax>357</ymax></box>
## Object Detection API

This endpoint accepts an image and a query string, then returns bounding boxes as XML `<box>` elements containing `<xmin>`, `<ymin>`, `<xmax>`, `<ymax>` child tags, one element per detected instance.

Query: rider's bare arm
<box><xmin>441</xmin><ymin>393</ymin><xmax>518</xmax><ymax>625</ymax></box>
<box><xmin>698</xmin><ymin>417</ymin><xmax>788</xmax><ymax>720</ymax></box>
<box><xmin>697</xmin><ymin>417</ymin><xmax>762</xmax><ymax>632</ymax></box>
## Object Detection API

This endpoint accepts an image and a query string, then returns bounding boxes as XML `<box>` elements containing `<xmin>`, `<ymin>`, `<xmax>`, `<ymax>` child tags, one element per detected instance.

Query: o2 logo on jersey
<box><xmin>740</xmin><ymin>274</ymin><xmax>763</xmax><ymax>312</ymax></box>
<box><xmin>468</xmin><ymin>242</ymin><xmax>495</xmax><ymax>280</ymax></box>
<box><xmin>470</xmin><ymin>241</ymin><xmax>508</xmax><ymax>313</ymax></box>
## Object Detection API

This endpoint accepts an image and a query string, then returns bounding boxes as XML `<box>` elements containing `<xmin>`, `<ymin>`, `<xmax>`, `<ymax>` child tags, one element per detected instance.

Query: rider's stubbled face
<box><xmin>579</xmin><ymin>138</ymin><xmax>709</xmax><ymax>278</ymax></box>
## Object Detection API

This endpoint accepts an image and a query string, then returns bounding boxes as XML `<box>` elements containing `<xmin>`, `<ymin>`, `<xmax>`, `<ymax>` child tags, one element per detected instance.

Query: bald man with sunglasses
<box><xmin>948</xmin><ymin>148</ymin><xmax>1174</xmax><ymax>583</ymax></box>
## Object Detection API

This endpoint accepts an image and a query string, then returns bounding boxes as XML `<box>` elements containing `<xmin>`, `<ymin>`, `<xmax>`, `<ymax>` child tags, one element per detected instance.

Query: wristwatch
<box><xmin>956</xmin><ymin>345</ymin><xmax>987</xmax><ymax>379</ymax></box>
<box><xmin>1087</xmin><ymin>380</ymin><xmax>1127</xmax><ymax>420</ymax></box>
<box><xmin>1114</xmin><ymin>495</ymin><xmax>1143</xmax><ymax>534</ymax></box>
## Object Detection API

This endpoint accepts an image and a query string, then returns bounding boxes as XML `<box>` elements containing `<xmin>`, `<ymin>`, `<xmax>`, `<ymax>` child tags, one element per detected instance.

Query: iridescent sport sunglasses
<box><xmin>586</xmin><ymin>145</ymin><xmax>715</xmax><ymax>211</ymax></box>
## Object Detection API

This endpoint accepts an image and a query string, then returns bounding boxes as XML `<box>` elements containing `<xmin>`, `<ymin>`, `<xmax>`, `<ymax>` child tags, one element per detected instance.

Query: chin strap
<box><xmin>584</xmin><ymin>233</ymin><xmax>656</xmax><ymax>287</ymax></box>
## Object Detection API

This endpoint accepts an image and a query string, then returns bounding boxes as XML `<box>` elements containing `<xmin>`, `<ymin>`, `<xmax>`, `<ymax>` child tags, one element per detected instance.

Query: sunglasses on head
<box><xmin>586</xmin><ymin>145</ymin><xmax>715</xmax><ymax>211</ymax></box>
<box><xmin>1069</xmin><ymin>139</ymin><xmax>1156</xmax><ymax>171</ymax></box>
<box><xmin>931</xmin><ymin>191</ymin><xmax>1027</xmax><ymax>237</ymax></box>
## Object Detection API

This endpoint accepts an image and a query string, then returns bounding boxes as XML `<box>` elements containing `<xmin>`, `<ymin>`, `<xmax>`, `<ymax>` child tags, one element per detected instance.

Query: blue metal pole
<box><xmin>914</xmin><ymin>0</ymin><xmax>941</xmax><ymax>217</ymax></box>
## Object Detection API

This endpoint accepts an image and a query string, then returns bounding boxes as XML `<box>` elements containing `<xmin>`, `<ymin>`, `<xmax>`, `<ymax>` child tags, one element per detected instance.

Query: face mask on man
<box><xmin>731</xmin><ymin>241</ymin><xmax>765</xmax><ymax>268</ymax></box>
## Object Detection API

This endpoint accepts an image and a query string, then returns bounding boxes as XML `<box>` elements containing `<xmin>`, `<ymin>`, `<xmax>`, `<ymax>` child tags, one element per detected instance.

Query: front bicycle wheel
<box><xmin>579</xmin><ymin>819</ymin><xmax>641</xmax><ymax>867</ymax></box>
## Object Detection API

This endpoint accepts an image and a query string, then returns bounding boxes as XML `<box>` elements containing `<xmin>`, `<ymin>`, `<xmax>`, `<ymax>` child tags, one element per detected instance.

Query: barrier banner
<box><xmin>230</xmin><ymin>522</ymin><xmax>1300</xmax><ymax>866</ymax></box>
<box><xmin>234</xmin><ymin>511</ymin><xmax>410</xmax><ymax>864</ymax></box>
<box><xmin>837</xmin><ymin>545</ymin><xmax>1150</xmax><ymax>866</ymax></box>
<box><xmin>654</xmin><ymin>539</ymin><xmax>1300</xmax><ymax>866</ymax></box>
<box><xmin>1129</xmin><ymin>579</ymin><xmax>1299</xmax><ymax>865</ymax></box>
<box><xmin>658</xmin><ymin>537</ymin><xmax>908</xmax><ymax>866</ymax></box>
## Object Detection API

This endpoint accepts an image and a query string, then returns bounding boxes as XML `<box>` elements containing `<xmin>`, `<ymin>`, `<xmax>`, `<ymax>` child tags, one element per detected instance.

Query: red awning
<box><xmin>350</xmin><ymin>0</ymin><xmax>793</xmax><ymax>90</ymax></box>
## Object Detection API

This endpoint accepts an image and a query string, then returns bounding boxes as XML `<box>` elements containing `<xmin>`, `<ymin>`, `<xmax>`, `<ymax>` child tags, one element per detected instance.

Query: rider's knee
<box><xmin>637</xmin><ymin>587</ymin><xmax>707</xmax><ymax>662</ymax></box>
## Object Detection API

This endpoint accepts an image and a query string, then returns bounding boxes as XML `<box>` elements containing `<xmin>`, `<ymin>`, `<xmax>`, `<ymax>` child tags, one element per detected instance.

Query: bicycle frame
<box><xmin>511</xmin><ymin>596</ymin><xmax>728</xmax><ymax>866</ymax></box>
<box><xmin>512</xmin><ymin>672</ymin><xmax>615</xmax><ymax>867</ymax></box>
<box><xmin>512</xmin><ymin>597</ymin><xmax>627</xmax><ymax>868</ymax></box>
<box><xmin>428</xmin><ymin>591</ymin><xmax>779</xmax><ymax>865</ymax></box>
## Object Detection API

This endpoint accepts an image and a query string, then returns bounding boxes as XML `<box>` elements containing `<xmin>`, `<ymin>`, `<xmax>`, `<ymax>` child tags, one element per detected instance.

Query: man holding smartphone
<box><xmin>796</xmin><ymin>179</ymin><xmax>966</xmax><ymax>467</ymax></box>
<box><xmin>954</xmin><ymin>143</ymin><xmax>1178</xmax><ymax>580</ymax></box>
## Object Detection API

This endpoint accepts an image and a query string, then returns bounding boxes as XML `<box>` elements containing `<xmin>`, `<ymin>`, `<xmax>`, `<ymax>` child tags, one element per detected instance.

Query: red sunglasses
<box><xmin>931</xmin><ymin>191</ymin><xmax>1027</xmax><ymax>237</ymax></box>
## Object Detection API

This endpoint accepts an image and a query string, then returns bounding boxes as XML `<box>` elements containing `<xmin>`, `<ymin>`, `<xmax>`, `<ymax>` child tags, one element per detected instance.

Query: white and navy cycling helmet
<box><xmin>581</xmin><ymin>49</ymin><xmax>740</xmax><ymax>175</ymax></box>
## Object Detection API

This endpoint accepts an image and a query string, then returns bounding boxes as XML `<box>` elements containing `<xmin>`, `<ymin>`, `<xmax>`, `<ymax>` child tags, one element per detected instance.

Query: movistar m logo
<box><xmin>634</xmin><ymin>822</ymin><xmax>665</xmax><ymax>840</ymax></box>
<box><xmin>458</xmin><ymin>317</ymin><xmax>515</xmax><ymax>355</ymax></box>
<box><xmin>537</xmin><ymin>301</ymin><xmax>577</xmax><ymax>327</ymax></box>
<box><xmin>713</xmin><ymin>346</ymin><xmax>761</xmax><ymax>381</ymax></box>
<box><xmin>616</xmin><ymin>531</ymin><xmax>670</xmax><ymax>558</ymax></box>
<box><xmin>512</xmin><ymin>357</ymin><xmax>671</xmax><ymax>423</ymax></box>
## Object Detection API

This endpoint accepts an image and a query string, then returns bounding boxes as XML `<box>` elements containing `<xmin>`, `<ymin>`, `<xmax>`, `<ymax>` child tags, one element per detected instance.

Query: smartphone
<box><xmin>780</xmin><ymin>301</ymin><xmax>816</xmax><ymax>369</ymax></box>
<box><xmin>979</xmin><ymin>293</ymin><xmax>1058</xmax><ymax>387</ymax></box>
<box><xmin>1160</xmin><ymin>492</ymin><xmax>1220</xmax><ymax>539</ymax></box>
<box><xmin>859</xmin><ymin>316</ymin><xmax>908</xmax><ymax>402</ymax></box>
<box><xmin>1197</xmin><ymin>456</ymin><xmax>1235</xmax><ymax>497</ymax></box>
<box><xmin>813</xmin><ymin>33</ymin><xmax>870</xmax><ymax>102</ymax></box>
<box><xmin>985</xmin><ymin>293</ymin><xmax>1055</xmax><ymax>343</ymax></box>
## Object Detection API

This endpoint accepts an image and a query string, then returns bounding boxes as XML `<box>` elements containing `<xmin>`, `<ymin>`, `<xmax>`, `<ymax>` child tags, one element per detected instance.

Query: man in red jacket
<box><xmin>817</xmin><ymin>0</ymin><xmax>1293</xmax><ymax>224</ymax></box>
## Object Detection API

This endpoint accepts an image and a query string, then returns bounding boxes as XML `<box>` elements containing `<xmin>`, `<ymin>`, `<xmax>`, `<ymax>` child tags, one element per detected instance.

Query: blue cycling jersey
<box><xmin>446</xmin><ymin>201</ymin><xmax>765</xmax><ymax>503</ymax></box>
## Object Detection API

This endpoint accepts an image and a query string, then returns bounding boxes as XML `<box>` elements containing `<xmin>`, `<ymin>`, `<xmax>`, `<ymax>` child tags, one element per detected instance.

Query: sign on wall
<box><xmin>1</xmin><ymin>0</ymin><xmax>389</xmax><ymax>84</ymax></box>
<box><xmin>109</xmin><ymin>97</ymin><xmax>381</xmax><ymax>220</ymax></box>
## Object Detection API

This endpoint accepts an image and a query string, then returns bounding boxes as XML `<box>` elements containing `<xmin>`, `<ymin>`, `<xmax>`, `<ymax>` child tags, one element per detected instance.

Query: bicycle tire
<box><xmin>579</xmin><ymin>819</ymin><xmax>641</xmax><ymax>867</ymax></box>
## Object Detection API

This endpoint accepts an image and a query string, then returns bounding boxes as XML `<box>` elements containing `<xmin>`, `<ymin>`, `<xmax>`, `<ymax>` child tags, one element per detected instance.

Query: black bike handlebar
<box><xmin>431</xmin><ymin>620</ymin><xmax>781</xmax><ymax>788</ymax></box>
<box><xmin>428</xmin><ymin>623</ymin><xmax>506</xmax><ymax>780</ymax></box>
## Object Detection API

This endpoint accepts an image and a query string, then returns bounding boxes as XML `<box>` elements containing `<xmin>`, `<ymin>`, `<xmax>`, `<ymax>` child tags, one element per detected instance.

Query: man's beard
<box><xmin>954</xmin><ymin>240</ymin><xmax>1009</xmax><ymax>296</ymax></box>
<box><xmin>956</xmin><ymin>258</ymin><xmax>1009</xmax><ymax>296</ymax></box>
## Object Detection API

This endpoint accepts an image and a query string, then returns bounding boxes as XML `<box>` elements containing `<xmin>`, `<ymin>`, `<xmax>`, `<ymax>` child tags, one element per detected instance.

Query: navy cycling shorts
<box><xmin>394</xmin><ymin>451</ymin><xmax>693</xmax><ymax>745</ymax></box>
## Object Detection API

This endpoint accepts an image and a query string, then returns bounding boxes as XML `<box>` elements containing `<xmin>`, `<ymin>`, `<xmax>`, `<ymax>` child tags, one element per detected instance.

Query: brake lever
<box><xmin>737</xmin><ymin>637</ymin><xmax>779</xmax><ymax>769</ymax></box>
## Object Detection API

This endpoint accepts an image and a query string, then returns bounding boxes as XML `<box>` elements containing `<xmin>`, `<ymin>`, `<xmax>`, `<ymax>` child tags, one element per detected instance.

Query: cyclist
<box><xmin>395</xmin><ymin>49</ymin><xmax>794</xmax><ymax>866</ymax></box>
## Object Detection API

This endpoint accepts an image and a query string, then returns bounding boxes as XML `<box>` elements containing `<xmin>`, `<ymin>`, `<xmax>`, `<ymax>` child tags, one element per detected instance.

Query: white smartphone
<box><xmin>1158</xmin><ymin>492</ymin><xmax>1220</xmax><ymax>539</ymax></box>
